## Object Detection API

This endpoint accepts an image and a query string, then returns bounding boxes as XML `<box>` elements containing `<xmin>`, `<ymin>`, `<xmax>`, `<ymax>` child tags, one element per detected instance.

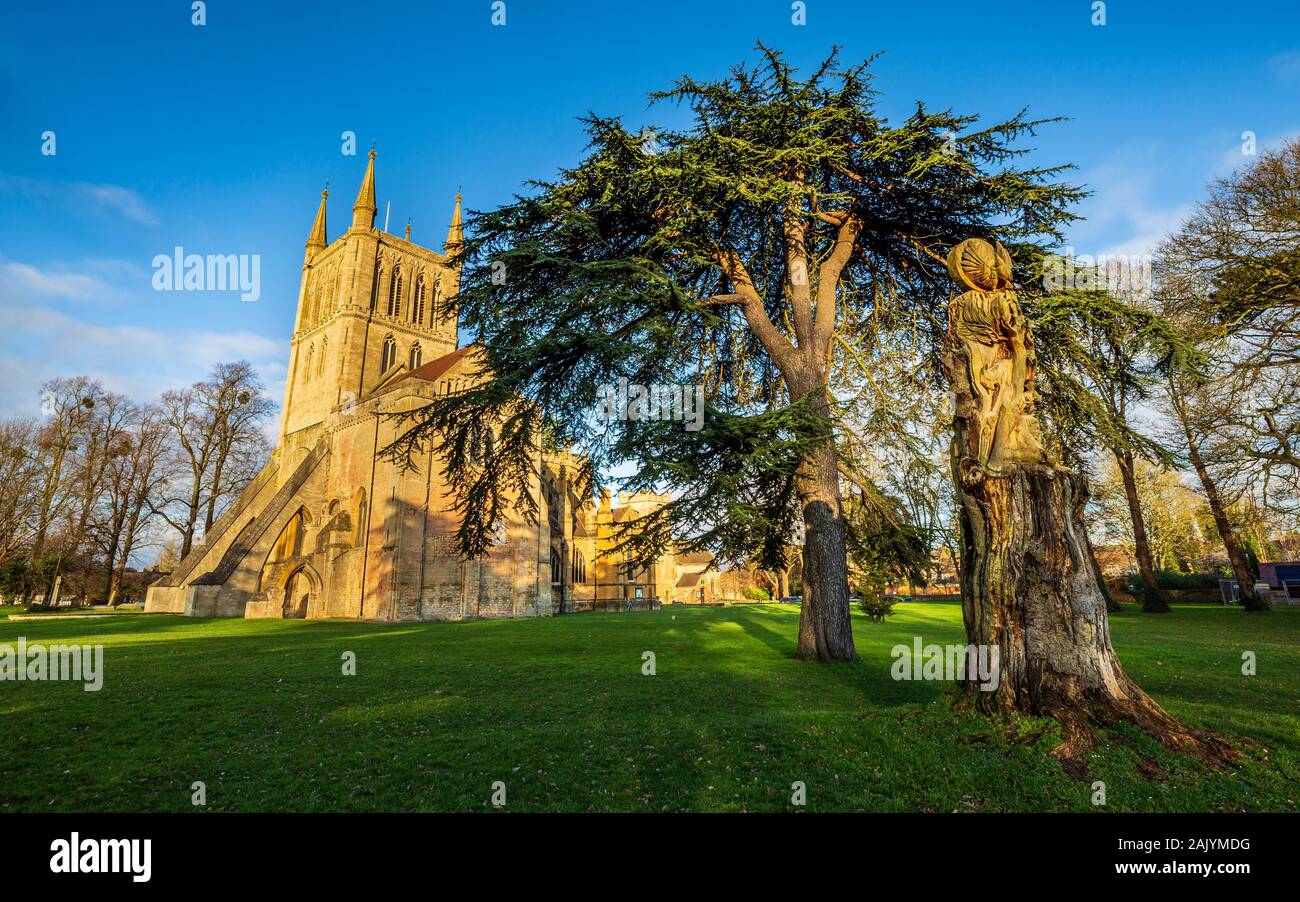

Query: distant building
<box><xmin>1258</xmin><ymin>560</ymin><xmax>1300</xmax><ymax>592</ymax></box>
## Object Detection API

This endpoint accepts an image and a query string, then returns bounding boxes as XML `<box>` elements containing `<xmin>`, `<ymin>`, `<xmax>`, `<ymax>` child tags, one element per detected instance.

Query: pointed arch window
<box><xmin>303</xmin><ymin>274</ymin><xmax>316</xmax><ymax>328</ymax></box>
<box><xmin>572</xmin><ymin>549</ymin><xmax>587</xmax><ymax>584</ymax></box>
<box><xmin>550</xmin><ymin>549</ymin><xmax>562</xmax><ymax>585</ymax></box>
<box><xmin>409</xmin><ymin>342</ymin><xmax>422</xmax><ymax>370</ymax></box>
<box><xmin>312</xmin><ymin>274</ymin><xmax>325</xmax><ymax>325</ymax></box>
<box><xmin>412</xmin><ymin>275</ymin><xmax>426</xmax><ymax>326</ymax></box>
<box><xmin>387</xmin><ymin>265</ymin><xmax>403</xmax><ymax>317</ymax></box>
<box><xmin>304</xmin><ymin>344</ymin><xmax>315</xmax><ymax>382</ymax></box>
<box><xmin>381</xmin><ymin>335</ymin><xmax>397</xmax><ymax>372</ymax></box>
<box><xmin>318</xmin><ymin>336</ymin><xmax>328</xmax><ymax>376</ymax></box>
<box><xmin>256</xmin><ymin>507</ymin><xmax>307</xmax><ymax>592</ymax></box>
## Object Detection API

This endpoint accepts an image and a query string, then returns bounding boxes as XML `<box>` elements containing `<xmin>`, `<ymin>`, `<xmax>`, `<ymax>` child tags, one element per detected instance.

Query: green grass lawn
<box><xmin>1</xmin><ymin>602</ymin><xmax>1296</xmax><ymax>812</ymax></box>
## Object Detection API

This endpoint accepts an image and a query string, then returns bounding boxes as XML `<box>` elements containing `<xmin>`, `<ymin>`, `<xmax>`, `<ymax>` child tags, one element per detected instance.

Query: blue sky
<box><xmin>2</xmin><ymin>0</ymin><xmax>1298</xmax><ymax>425</ymax></box>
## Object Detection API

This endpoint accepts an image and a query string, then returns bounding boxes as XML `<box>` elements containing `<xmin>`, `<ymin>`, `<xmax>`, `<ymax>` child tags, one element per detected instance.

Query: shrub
<box><xmin>1153</xmin><ymin>571</ymin><xmax>1220</xmax><ymax>591</ymax></box>
<box><xmin>857</xmin><ymin>594</ymin><xmax>896</xmax><ymax>624</ymax></box>
<box><xmin>743</xmin><ymin>586</ymin><xmax>771</xmax><ymax>602</ymax></box>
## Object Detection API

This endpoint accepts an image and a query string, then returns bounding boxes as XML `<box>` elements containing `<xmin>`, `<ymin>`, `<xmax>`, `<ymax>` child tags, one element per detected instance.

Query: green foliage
<box><xmin>1026</xmin><ymin>286</ymin><xmax>1205</xmax><ymax>468</ymax></box>
<box><xmin>857</xmin><ymin>593</ymin><xmax>897</xmax><ymax>623</ymax></box>
<box><xmin>1153</xmin><ymin>570</ymin><xmax>1220</xmax><ymax>591</ymax></box>
<box><xmin>742</xmin><ymin>586</ymin><xmax>771</xmax><ymax>601</ymax></box>
<box><xmin>844</xmin><ymin>481</ymin><xmax>931</xmax><ymax>595</ymax></box>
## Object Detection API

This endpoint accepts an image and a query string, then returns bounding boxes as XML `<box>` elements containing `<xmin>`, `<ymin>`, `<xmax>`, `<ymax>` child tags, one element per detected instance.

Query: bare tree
<box><xmin>95</xmin><ymin>403</ymin><xmax>175</xmax><ymax>604</ymax></box>
<box><xmin>0</xmin><ymin>419</ymin><xmax>42</xmax><ymax>573</ymax></box>
<box><xmin>23</xmin><ymin>377</ymin><xmax>103</xmax><ymax>607</ymax></box>
<box><xmin>62</xmin><ymin>387</ymin><xmax>132</xmax><ymax>602</ymax></box>
<box><xmin>1154</xmin><ymin>137</ymin><xmax>1300</xmax><ymax>609</ymax></box>
<box><xmin>160</xmin><ymin>362</ymin><xmax>273</xmax><ymax>558</ymax></box>
<box><xmin>1161</xmin><ymin>369</ymin><xmax>1267</xmax><ymax>606</ymax></box>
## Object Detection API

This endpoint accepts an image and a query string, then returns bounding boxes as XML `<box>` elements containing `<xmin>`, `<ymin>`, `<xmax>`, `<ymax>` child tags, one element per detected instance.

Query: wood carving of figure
<box><xmin>944</xmin><ymin>238</ymin><xmax>1048</xmax><ymax>471</ymax></box>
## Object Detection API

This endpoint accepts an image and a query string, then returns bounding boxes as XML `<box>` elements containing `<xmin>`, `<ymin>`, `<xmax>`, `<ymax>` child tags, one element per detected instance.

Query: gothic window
<box><xmin>550</xmin><ymin>549</ymin><xmax>562</xmax><ymax>585</ymax></box>
<box><xmin>304</xmin><ymin>344</ymin><xmax>314</xmax><ymax>381</ymax></box>
<box><xmin>303</xmin><ymin>275</ymin><xmax>315</xmax><ymax>328</ymax></box>
<box><xmin>371</xmin><ymin>266</ymin><xmax>382</xmax><ymax>312</ymax></box>
<box><xmin>572</xmin><ymin>549</ymin><xmax>587</xmax><ymax>584</ymax></box>
<box><xmin>387</xmin><ymin>265</ymin><xmax>402</xmax><ymax>317</ymax></box>
<box><xmin>381</xmin><ymin>335</ymin><xmax>397</xmax><ymax>372</ymax></box>
<box><xmin>412</xmin><ymin>275</ymin><xmax>426</xmax><ymax>326</ymax></box>
<box><xmin>409</xmin><ymin>342</ymin><xmax>422</xmax><ymax>370</ymax></box>
<box><xmin>319</xmin><ymin>337</ymin><xmax>328</xmax><ymax>375</ymax></box>
<box><xmin>256</xmin><ymin>507</ymin><xmax>307</xmax><ymax>592</ymax></box>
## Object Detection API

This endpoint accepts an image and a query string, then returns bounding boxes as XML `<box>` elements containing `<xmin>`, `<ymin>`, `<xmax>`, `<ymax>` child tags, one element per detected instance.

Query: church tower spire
<box><xmin>352</xmin><ymin>148</ymin><xmax>377</xmax><ymax>231</ymax></box>
<box><xmin>444</xmin><ymin>192</ymin><xmax>463</xmax><ymax>255</ymax></box>
<box><xmin>304</xmin><ymin>188</ymin><xmax>328</xmax><ymax>263</ymax></box>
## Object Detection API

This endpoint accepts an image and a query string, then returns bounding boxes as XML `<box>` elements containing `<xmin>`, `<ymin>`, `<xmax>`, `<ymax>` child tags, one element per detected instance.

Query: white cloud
<box><xmin>0</xmin><ymin>260</ymin><xmax>111</xmax><ymax>301</ymax></box>
<box><xmin>1212</xmin><ymin>129</ymin><xmax>1300</xmax><ymax>180</ymax></box>
<box><xmin>1268</xmin><ymin>50</ymin><xmax>1300</xmax><ymax>82</ymax></box>
<box><xmin>0</xmin><ymin>176</ymin><xmax>158</xmax><ymax>227</ymax></box>
<box><xmin>76</xmin><ymin>183</ymin><xmax>159</xmax><ymax>226</ymax></box>
<box><xmin>0</xmin><ymin>255</ymin><xmax>149</xmax><ymax>305</ymax></box>
<box><xmin>1068</xmin><ymin>145</ymin><xmax>1193</xmax><ymax>260</ymax></box>
<box><xmin>0</xmin><ymin>304</ymin><xmax>286</xmax><ymax>428</ymax></box>
<box><xmin>0</xmin><ymin>254</ymin><xmax>286</xmax><ymax>443</ymax></box>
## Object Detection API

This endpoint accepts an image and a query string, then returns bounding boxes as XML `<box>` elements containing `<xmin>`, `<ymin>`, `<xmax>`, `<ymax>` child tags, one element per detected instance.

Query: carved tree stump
<box><xmin>942</xmin><ymin>238</ymin><xmax>1235</xmax><ymax>770</ymax></box>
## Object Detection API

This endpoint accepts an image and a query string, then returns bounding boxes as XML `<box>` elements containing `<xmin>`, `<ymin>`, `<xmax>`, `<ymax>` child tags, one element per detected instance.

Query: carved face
<box><xmin>946</xmin><ymin>238</ymin><xmax>1013</xmax><ymax>291</ymax></box>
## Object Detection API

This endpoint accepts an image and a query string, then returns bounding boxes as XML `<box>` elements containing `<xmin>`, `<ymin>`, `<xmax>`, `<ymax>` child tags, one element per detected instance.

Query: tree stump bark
<box><xmin>954</xmin><ymin>458</ymin><xmax>1234</xmax><ymax>768</ymax></box>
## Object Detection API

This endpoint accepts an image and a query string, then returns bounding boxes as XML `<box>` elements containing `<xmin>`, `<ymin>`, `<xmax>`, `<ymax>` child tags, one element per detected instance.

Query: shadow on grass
<box><xmin>1</xmin><ymin>604</ymin><xmax>1296</xmax><ymax>812</ymax></box>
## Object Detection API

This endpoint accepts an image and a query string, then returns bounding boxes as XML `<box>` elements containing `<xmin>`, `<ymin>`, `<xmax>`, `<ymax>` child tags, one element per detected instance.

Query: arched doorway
<box><xmin>283</xmin><ymin>567</ymin><xmax>311</xmax><ymax>619</ymax></box>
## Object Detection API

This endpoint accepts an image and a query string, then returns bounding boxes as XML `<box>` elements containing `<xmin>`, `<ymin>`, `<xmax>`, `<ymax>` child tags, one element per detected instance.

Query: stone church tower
<box><xmin>146</xmin><ymin>153</ymin><xmax>578</xmax><ymax>621</ymax></box>
<box><xmin>279</xmin><ymin>149</ymin><xmax>461</xmax><ymax>443</ymax></box>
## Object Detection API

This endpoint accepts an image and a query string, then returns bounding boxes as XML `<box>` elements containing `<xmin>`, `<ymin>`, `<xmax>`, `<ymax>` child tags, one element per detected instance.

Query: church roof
<box><xmin>676</xmin><ymin>571</ymin><xmax>703</xmax><ymax>588</ymax></box>
<box><xmin>675</xmin><ymin>550</ymin><xmax>714</xmax><ymax>565</ymax></box>
<box><xmin>392</xmin><ymin>345</ymin><xmax>475</xmax><ymax>386</ymax></box>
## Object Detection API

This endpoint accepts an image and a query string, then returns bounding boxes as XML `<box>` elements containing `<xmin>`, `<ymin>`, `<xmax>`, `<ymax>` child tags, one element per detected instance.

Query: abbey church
<box><xmin>145</xmin><ymin>153</ymin><xmax>720</xmax><ymax>621</ymax></box>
